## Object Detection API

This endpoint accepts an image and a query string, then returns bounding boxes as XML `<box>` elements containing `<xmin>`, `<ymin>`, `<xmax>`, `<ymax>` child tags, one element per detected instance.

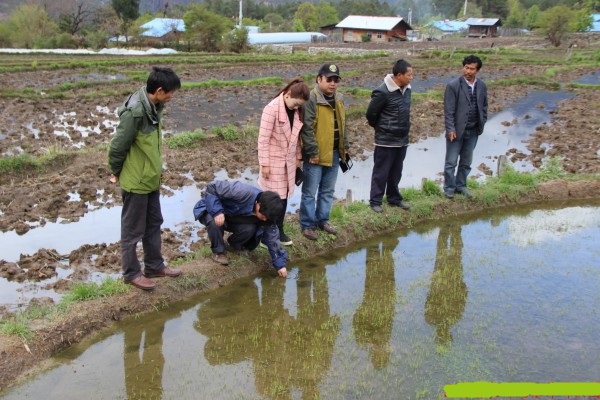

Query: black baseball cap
<box><xmin>318</xmin><ymin>63</ymin><xmax>341</xmax><ymax>79</ymax></box>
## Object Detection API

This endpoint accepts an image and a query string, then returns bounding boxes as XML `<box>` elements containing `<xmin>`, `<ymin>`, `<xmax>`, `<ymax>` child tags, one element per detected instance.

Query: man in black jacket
<box><xmin>365</xmin><ymin>59</ymin><xmax>414</xmax><ymax>213</ymax></box>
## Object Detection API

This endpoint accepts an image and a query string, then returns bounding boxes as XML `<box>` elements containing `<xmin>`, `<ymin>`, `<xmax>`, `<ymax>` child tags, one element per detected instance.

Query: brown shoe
<box><xmin>319</xmin><ymin>223</ymin><xmax>337</xmax><ymax>235</ymax></box>
<box><xmin>302</xmin><ymin>228</ymin><xmax>318</xmax><ymax>241</ymax></box>
<box><xmin>212</xmin><ymin>253</ymin><xmax>229</xmax><ymax>265</ymax></box>
<box><xmin>144</xmin><ymin>267</ymin><xmax>182</xmax><ymax>278</ymax></box>
<box><xmin>124</xmin><ymin>275</ymin><xmax>156</xmax><ymax>291</ymax></box>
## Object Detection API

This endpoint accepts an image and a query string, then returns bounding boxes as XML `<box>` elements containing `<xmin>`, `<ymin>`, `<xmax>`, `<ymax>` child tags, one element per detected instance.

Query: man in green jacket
<box><xmin>299</xmin><ymin>63</ymin><xmax>349</xmax><ymax>241</ymax></box>
<box><xmin>108</xmin><ymin>67</ymin><xmax>182</xmax><ymax>291</ymax></box>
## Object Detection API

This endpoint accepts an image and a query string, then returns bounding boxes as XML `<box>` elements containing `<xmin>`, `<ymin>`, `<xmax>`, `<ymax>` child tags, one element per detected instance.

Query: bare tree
<box><xmin>59</xmin><ymin>1</ymin><xmax>97</xmax><ymax>35</ymax></box>
<box><xmin>25</xmin><ymin>0</ymin><xmax>97</xmax><ymax>35</ymax></box>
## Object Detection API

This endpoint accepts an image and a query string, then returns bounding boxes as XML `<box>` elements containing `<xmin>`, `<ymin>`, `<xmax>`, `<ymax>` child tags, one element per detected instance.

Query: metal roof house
<box><xmin>465</xmin><ymin>17</ymin><xmax>502</xmax><ymax>37</ymax></box>
<box><xmin>431</xmin><ymin>20</ymin><xmax>469</xmax><ymax>34</ymax></box>
<box><xmin>140</xmin><ymin>18</ymin><xmax>185</xmax><ymax>38</ymax></box>
<box><xmin>335</xmin><ymin>15</ymin><xmax>413</xmax><ymax>43</ymax></box>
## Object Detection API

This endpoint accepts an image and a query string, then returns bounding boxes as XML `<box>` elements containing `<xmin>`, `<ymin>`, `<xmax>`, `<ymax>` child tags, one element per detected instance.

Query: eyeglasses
<box><xmin>325</xmin><ymin>77</ymin><xmax>340</xmax><ymax>83</ymax></box>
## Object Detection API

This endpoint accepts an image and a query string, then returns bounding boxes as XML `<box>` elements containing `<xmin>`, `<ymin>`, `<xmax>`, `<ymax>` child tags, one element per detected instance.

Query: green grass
<box><xmin>164</xmin><ymin>129</ymin><xmax>206</xmax><ymax>149</ymax></box>
<box><xmin>172</xmin><ymin>247</ymin><xmax>212</xmax><ymax>265</ymax></box>
<box><xmin>167</xmin><ymin>275</ymin><xmax>208</xmax><ymax>291</ymax></box>
<box><xmin>0</xmin><ymin>148</ymin><xmax>81</xmax><ymax>175</ymax></box>
<box><xmin>535</xmin><ymin>156</ymin><xmax>568</xmax><ymax>182</ymax></box>
<box><xmin>62</xmin><ymin>277</ymin><xmax>129</xmax><ymax>303</ymax></box>
<box><xmin>412</xmin><ymin>90</ymin><xmax>444</xmax><ymax>105</ymax></box>
<box><xmin>0</xmin><ymin>154</ymin><xmax>39</xmax><ymax>173</ymax></box>
<box><xmin>0</xmin><ymin>315</ymin><xmax>32</xmax><ymax>341</ymax></box>
<box><xmin>209</xmin><ymin>124</ymin><xmax>258</xmax><ymax>141</ymax></box>
<box><xmin>489</xmin><ymin>76</ymin><xmax>561</xmax><ymax>90</ymax></box>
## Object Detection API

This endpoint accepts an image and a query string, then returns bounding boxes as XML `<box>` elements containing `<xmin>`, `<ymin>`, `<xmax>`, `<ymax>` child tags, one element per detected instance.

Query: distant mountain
<box><xmin>0</xmin><ymin>0</ymin><xmax>311</xmax><ymax>22</ymax></box>
<box><xmin>0</xmin><ymin>0</ymin><xmax>194</xmax><ymax>21</ymax></box>
<box><xmin>0</xmin><ymin>0</ymin><xmax>24</xmax><ymax>20</ymax></box>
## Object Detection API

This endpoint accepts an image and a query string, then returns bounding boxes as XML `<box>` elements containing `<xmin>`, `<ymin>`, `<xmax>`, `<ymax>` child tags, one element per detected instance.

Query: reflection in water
<box><xmin>424</xmin><ymin>223</ymin><xmax>468</xmax><ymax>346</ymax></box>
<box><xmin>2</xmin><ymin>203</ymin><xmax>600</xmax><ymax>399</ymax></box>
<box><xmin>352</xmin><ymin>240</ymin><xmax>397</xmax><ymax>369</ymax></box>
<box><xmin>195</xmin><ymin>267</ymin><xmax>340</xmax><ymax>399</ymax></box>
<box><xmin>122</xmin><ymin>310</ymin><xmax>179</xmax><ymax>400</ymax></box>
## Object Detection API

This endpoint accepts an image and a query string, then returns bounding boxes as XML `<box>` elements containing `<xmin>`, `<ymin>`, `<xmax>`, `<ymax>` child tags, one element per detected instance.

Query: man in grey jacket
<box><xmin>366</xmin><ymin>59</ymin><xmax>414</xmax><ymax>213</ymax></box>
<box><xmin>443</xmin><ymin>54</ymin><xmax>488</xmax><ymax>199</ymax></box>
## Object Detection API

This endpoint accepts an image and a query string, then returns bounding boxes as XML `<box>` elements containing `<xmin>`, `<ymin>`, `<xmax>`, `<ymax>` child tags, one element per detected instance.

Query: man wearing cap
<box><xmin>299</xmin><ymin>63</ymin><xmax>349</xmax><ymax>241</ymax></box>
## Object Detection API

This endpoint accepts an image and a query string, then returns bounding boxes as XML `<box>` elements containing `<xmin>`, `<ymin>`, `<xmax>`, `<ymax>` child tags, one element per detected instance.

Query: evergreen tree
<box><xmin>112</xmin><ymin>0</ymin><xmax>140</xmax><ymax>44</ymax></box>
<box><xmin>183</xmin><ymin>3</ymin><xmax>234</xmax><ymax>51</ymax></box>
<box><xmin>525</xmin><ymin>5</ymin><xmax>541</xmax><ymax>29</ymax></box>
<box><xmin>505</xmin><ymin>0</ymin><xmax>525</xmax><ymax>27</ymax></box>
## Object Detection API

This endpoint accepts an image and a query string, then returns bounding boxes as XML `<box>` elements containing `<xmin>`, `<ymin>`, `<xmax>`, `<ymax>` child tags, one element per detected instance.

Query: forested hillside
<box><xmin>1</xmin><ymin>0</ymin><xmax>596</xmax><ymax>22</ymax></box>
<box><xmin>0</xmin><ymin>0</ymin><xmax>597</xmax><ymax>50</ymax></box>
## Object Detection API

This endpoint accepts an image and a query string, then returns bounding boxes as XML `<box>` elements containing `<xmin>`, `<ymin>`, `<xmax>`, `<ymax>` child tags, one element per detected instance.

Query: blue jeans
<box><xmin>444</xmin><ymin>130</ymin><xmax>479</xmax><ymax>193</ymax></box>
<box><xmin>300</xmin><ymin>151</ymin><xmax>339</xmax><ymax>230</ymax></box>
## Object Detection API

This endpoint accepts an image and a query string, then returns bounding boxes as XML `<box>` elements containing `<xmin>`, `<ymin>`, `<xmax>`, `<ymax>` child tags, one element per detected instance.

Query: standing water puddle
<box><xmin>2</xmin><ymin>201</ymin><xmax>599</xmax><ymax>399</ymax></box>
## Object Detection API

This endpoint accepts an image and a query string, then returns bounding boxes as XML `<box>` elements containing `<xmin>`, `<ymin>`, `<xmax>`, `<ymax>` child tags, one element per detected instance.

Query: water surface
<box><xmin>2</xmin><ymin>201</ymin><xmax>599</xmax><ymax>399</ymax></box>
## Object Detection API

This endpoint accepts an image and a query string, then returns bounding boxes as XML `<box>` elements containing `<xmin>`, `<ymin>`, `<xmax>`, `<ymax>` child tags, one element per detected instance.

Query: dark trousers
<box><xmin>120</xmin><ymin>190</ymin><xmax>164</xmax><ymax>280</ymax></box>
<box><xmin>369</xmin><ymin>145</ymin><xmax>408</xmax><ymax>206</ymax></box>
<box><xmin>276</xmin><ymin>198</ymin><xmax>288</xmax><ymax>236</ymax></box>
<box><xmin>199</xmin><ymin>212</ymin><xmax>259</xmax><ymax>254</ymax></box>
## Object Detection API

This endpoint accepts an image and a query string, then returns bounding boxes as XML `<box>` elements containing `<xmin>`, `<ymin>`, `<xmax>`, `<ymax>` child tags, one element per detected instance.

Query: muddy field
<box><xmin>1</xmin><ymin>35</ymin><xmax>600</xmax><ymax>301</ymax></box>
<box><xmin>0</xmin><ymin>35</ymin><xmax>599</xmax><ymax>390</ymax></box>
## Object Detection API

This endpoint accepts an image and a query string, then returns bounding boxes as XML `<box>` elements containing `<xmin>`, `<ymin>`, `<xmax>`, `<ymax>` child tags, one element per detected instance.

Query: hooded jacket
<box><xmin>193</xmin><ymin>180</ymin><xmax>288</xmax><ymax>271</ymax></box>
<box><xmin>366</xmin><ymin>74</ymin><xmax>411</xmax><ymax>147</ymax></box>
<box><xmin>108</xmin><ymin>86</ymin><xmax>164</xmax><ymax>194</ymax></box>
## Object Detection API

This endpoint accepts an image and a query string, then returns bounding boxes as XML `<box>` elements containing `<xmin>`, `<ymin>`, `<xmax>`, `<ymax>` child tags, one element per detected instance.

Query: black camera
<box><xmin>339</xmin><ymin>154</ymin><xmax>353</xmax><ymax>173</ymax></box>
<box><xmin>295</xmin><ymin>167</ymin><xmax>304</xmax><ymax>186</ymax></box>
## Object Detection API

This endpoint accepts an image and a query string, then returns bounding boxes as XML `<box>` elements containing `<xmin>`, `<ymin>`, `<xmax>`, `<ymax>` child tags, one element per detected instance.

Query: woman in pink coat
<box><xmin>258</xmin><ymin>78</ymin><xmax>310</xmax><ymax>245</ymax></box>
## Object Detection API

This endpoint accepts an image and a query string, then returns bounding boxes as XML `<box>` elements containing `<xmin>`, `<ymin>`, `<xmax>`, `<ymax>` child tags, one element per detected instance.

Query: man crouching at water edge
<box><xmin>193</xmin><ymin>180</ymin><xmax>289</xmax><ymax>278</ymax></box>
<box><xmin>108</xmin><ymin>66</ymin><xmax>182</xmax><ymax>291</ymax></box>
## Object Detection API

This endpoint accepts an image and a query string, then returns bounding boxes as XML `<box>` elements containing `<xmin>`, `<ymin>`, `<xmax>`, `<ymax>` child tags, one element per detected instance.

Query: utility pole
<box><xmin>463</xmin><ymin>0</ymin><xmax>467</xmax><ymax>16</ymax></box>
<box><xmin>239</xmin><ymin>0</ymin><xmax>243</xmax><ymax>27</ymax></box>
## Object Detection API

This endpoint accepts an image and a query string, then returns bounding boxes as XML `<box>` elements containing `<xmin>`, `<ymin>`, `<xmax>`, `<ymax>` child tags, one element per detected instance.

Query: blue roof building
<box><xmin>589</xmin><ymin>14</ymin><xmax>600</xmax><ymax>32</ymax></box>
<box><xmin>140</xmin><ymin>18</ymin><xmax>185</xmax><ymax>38</ymax></box>
<box><xmin>429</xmin><ymin>20</ymin><xmax>469</xmax><ymax>34</ymax></box>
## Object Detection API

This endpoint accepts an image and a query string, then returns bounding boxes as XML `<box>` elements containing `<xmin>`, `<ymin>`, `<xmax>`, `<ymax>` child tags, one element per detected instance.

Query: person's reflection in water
<box><xmin>424</xmin><ymin>222</ymin><xmax>468</xmax><ymax>346</ymax></box>
<box><xmin>352</xmin><ymin>240</ymin><xmax>397</xmax><ymax>369</ymax></box>
<box><xmin>123</xmin><ymin>311</ymin><xmax>177</xmax><ymax>400</ymax></box>
<box><xmin>195</xmin><ymin>268</ymin><xmax>340</xmax><ymax>400</ymax></box>
<box><xmin>291</xmin><ymin>265</ymin><xmax>341</xmax><ymax>398</ymax></box>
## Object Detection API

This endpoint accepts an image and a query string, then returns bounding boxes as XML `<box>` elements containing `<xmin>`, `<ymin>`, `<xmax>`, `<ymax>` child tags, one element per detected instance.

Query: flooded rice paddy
<box><xmin>2</xmin><ymin>201</ymin><xmax>599</xmax><ymax>399</ymax></box>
